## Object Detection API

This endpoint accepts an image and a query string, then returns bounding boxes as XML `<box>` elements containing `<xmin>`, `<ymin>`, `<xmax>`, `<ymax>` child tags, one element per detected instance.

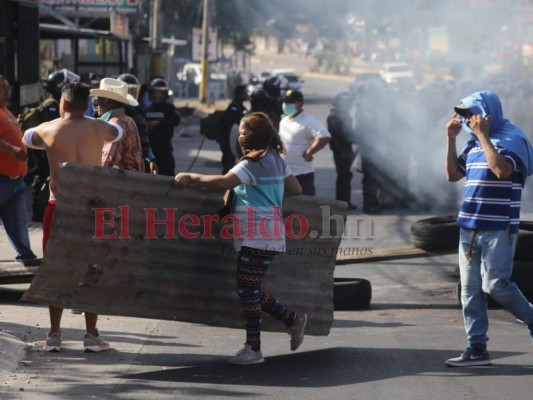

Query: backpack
<box><xmin>199</xmin><ymin>110</ymin><xmax>225</xmax><ymax>141</ymax></box>
<box><xmin>17</xmin><ymin>98</ymin><xmax>58</xmax><ymax>132</ymax></box>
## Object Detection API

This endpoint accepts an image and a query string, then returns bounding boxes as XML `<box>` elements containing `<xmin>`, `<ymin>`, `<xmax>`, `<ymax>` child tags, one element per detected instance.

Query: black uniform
<box><xmin>145</xmin><ymin>102</ymin><xmax>181</xmax><ymax>176</ymax></box>
<box><xmin>219</xmin><ymin>100</ymin><xmax>247</xmax><ymax>174</ymax></box>
<box><xmin>125</xmin><ymin>105</ymin><xmax>155</xmax><ymax>172</ymax></box>
<box><xmin>327</xmin><ymin>107</ymin><xmax>357</xmax><ymax>208</ymax></box>
<box><xmin>250</xmin><ymin>89</ymin><xmax>282</xmax><ymax>128</ymax></box>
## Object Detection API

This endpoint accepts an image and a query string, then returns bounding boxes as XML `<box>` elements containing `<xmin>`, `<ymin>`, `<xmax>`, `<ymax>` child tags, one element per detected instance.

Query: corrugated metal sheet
<box><xmin>23</xmin><ymin>164</ymin><xmax>347</xmax><ymax>336</ymax></box>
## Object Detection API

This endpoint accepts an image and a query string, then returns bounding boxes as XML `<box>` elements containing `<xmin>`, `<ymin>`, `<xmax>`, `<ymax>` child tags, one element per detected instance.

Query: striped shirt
<box><xmin>230</xmin><ymin>150</ymin><xmax>292</xmax><ymax>251</ymax></box>
<box><xmin>457</xmin><ymin>145</ymin><xmax>523</xmax><ymax>233</ymax></box>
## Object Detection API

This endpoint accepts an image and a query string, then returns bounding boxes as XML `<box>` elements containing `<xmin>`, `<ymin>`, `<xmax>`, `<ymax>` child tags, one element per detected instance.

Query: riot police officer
<box><xmin>144</xmin><ymin>77</ymin><xmax>181</xmax><ymax>176</ymax></box>
<box><xmin>118</xmin><ymin>73</ymin><xmax>157</xmax><ymax>174</ymax></box>
<box><xmin>327</xmin><ymin>92</ymin><xmax>357</xmax><ymax>210</ymax></box>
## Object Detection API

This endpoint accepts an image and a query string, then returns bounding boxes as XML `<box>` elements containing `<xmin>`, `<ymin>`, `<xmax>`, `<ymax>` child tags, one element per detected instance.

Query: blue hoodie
<box><xmin>456</xmin><ymin>91</ymin><xmax>533</xmax><ymax>180</ymax></box>
<box><xmin>455</xmin><ymin>91</ymin><xmax>533</xmax><ymax>233</ymax></box>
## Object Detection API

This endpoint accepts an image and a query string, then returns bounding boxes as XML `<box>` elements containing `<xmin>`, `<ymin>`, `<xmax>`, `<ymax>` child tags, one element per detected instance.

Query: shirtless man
<box><xmin>23</xmin><ymin>81</ymin><xmax>123</xmax><ymax>352</ymax></box>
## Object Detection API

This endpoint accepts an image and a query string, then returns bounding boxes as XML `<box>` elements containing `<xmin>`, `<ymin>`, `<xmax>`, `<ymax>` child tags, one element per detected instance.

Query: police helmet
<box><xmin>264</xmin><ymin>75</ymin><xmax>289</xmax><ymax>97</ymax></box>
<box><xmin>148</xmin><ymin>77</ymin><xmax>170</xmax><ymax>102</ymax></box>
<box><xmin>44</xmin><ymin>69</ymin><xmax>80</xmax><ymax>90</ymax></box>
<box><xmin>118</xmin><ymin>73</ymin><xmax>141</xmax><ymax>100</ymax></box>
<box><xmin>333</xmin><ymin>91</ymin><xmax>353</xmax><ymax>110</ymax></box>
<box><xmin>149</xmin><ymin>77</ymin><xmax>170</xmax><ymax>91</ymax></box>
<box><xmin>251</xmin><ymin>87</ymin><xmax>268</xmax><ymax>100</ymax></box>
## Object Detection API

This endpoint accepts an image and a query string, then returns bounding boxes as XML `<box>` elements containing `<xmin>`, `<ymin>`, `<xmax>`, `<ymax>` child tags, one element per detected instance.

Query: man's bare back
<box><xmin>28</xmin><ymin>81</ymin><xmax>120</xmax><ymax>352</ymax></box>
<box><xmin>26</xmin><ymin>115</ymin><xmax>119</xmax><ymax>198</ymax></box>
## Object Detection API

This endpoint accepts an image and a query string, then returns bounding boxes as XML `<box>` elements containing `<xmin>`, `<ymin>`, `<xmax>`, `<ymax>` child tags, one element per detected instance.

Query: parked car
<box><xmin>271</xmin><ymin>68</ymin><xmax>304</xmax><ymax>91</ymax></box>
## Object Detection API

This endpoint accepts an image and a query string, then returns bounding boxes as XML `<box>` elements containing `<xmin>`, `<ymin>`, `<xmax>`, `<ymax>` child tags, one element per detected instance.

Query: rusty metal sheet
<box><xmin>23</xmin><ymin>164</ymin><xmax>346</xmax><ymax>336</ymax></box>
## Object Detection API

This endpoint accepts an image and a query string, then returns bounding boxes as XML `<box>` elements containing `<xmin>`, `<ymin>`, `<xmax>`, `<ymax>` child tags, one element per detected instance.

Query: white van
<box><xmin>380</xmin><ymin>62</ymin><xmax>414</xmax><ymax>84</ymax></box>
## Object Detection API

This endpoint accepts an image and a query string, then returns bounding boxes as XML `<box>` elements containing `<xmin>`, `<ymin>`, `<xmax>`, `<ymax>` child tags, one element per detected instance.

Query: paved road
<box><xmin>1</xmin><ymin>51</ymin><xmax>533</xmax><ymax>399</ymax></box>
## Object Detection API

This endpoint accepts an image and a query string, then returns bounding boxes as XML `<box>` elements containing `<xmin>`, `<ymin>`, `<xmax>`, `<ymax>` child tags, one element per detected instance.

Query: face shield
<box><xmin>126</xmin><ymin>83</ymin><xmax>141</xmax><ymax>100</ymax></box>
<box><xmin>63</xmin><ymin>69</ymin><xmax>81</xmax><ymax>84</ymax></box>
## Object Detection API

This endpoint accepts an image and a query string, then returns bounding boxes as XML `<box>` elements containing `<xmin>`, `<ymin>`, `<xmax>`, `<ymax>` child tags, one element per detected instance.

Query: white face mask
<box><xmin>282</xmin><ymin>102</ymin><xmax>297</xmax><ymax>115</ymax></box>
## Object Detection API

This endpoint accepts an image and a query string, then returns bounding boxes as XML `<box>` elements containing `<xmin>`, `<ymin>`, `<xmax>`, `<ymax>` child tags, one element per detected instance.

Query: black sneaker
<box><xmin>22</xmin><ymin>258</ymin><xmax>42</xmax><ymax>267</ymax></box>
<box><xmin>445</xmin><ymin>346</ymin><xmax>491</xmax><ymax>367</ymax></box>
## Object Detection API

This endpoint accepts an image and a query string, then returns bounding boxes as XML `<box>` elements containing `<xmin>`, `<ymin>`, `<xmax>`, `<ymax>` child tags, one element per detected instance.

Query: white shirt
<box><xmin>279</xmin><ymin>111</ymin><xmax>330</xmax><ymax>176</ymax></box>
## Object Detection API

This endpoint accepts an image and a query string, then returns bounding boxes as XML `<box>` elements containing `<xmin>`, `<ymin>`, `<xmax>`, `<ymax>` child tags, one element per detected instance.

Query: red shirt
<box><xmin>0</xmin><ymin>107</ymin><xmax>27</xmax><ymax>176</ymax></box>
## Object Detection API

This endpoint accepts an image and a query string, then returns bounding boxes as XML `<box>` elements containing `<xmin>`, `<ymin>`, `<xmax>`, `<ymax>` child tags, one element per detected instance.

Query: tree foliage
<box><xmin>158</xmin><ymin>0</ymin><xmax>370</xmax><ymax>51</ymax></box>
<box><xmin>157</xmin><ymin>0</ymin><xmax>458</xmax><ymax>52</ymax></box>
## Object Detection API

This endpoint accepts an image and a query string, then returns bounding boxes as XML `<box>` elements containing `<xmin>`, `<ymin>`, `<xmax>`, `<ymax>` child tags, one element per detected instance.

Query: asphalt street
<box><xmin>1</xmin><ymin>51</ymin><xmax>533</xmax><ymax>400</ymax></box>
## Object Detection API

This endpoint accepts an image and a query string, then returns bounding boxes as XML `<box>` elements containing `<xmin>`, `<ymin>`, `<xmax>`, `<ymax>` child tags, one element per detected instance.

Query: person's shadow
<box><xmin>122</xmin><ymin>347</ymin><xmax>530</xmax><ymax>392</ymax></box>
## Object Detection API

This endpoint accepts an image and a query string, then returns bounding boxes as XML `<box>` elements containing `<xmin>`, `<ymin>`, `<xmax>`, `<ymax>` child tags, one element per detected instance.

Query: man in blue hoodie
<box><xmin>444</xmin><ymin>91</ymin><xmax>533</xmax><ymax>367</ymax></box>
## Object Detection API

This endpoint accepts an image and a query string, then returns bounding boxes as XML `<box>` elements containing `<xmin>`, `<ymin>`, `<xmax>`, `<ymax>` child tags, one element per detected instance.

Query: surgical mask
<box><xmin>282</xmin><ymin>102</ymin><xmax>296</xmax><ymax>115</ymax></box>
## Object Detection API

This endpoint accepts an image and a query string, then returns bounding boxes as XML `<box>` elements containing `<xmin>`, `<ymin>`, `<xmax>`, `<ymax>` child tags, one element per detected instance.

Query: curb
<box><xmin>0</xmin><ymin>331</ymin><xmax>25</xmax><ymax>383</ymax></box>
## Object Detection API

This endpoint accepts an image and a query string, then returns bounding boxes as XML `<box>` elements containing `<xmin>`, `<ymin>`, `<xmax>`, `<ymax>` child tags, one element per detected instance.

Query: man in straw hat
<box><xmin>22</xmin><ymin>81</ymin><xmax>123</xmax><ymax>352</ymax></box>
<box><xmin>92</xmin><ymin>77</ymin><xmax>144</xmax><ymax>172</ymax></box>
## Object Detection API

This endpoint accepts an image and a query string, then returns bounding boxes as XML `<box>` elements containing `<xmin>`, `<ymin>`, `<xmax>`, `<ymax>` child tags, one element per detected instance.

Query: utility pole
<box><xmin>200</xmin><ymin>0</ymin><xmax>210</xmax><ymax>103</ymax></box>
<box><xmin>151</xmin><ymin>0</ymin><xmax>163</xmax><ymax>77</ymax></box>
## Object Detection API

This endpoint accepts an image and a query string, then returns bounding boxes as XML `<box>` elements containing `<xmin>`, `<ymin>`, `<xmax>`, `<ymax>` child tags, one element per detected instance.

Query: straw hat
<box><xmin>90</xmin><ymin>77</ymin><xmax>138</xmax><ymax>107</ymax></box>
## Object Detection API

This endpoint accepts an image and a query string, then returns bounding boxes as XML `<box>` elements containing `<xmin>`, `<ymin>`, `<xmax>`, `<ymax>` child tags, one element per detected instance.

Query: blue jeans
<box><xmin>459</xmin><ymin>228</ymin><xmax>533</xmax><ymax>346</ymax></box>
<box><xmin>0</xmin><ymin>176</ymin><xmax>36</xmax><ymax>261</ymax></box>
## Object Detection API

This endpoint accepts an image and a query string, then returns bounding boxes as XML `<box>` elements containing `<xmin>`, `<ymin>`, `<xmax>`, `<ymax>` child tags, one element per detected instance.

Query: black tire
<box><xmin>515</xmin><ymin>230</ymin><xmax>533</xmax><ymax>261</ymax></box>
<box><xmin>455</xmin><ymin>261</ymin><xmax>533</xmax><ymax>309</ymax></box>
<box><xmin>410</xmin><ymin>215</ymin><xmax>459</xmax><ymax>252</ymax></box>
<box><xmin>334</xmin><ymin>278</ymin><xmax>372</xmax><ymax>310</ymax></box>
<box><xmin>519</xmin><ymin>221</ymin><xmax>533</xmax><ymax>231</ymax></box>
<box><xmin>455</xmin><ymin>280</ymin><xmax>501</xmax><ymax>309</ymax></box>
<box><xmin>510</xmin><ymin>261</ymin><xmax>533</xmax><ymax>296</ymax></box>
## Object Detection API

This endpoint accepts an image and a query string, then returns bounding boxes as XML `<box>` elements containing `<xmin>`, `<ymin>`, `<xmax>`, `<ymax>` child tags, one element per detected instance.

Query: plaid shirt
<box><xmin>102</xmin><ymin>109</ymin><xmax>145</xmax><ymax>172</ymax></box>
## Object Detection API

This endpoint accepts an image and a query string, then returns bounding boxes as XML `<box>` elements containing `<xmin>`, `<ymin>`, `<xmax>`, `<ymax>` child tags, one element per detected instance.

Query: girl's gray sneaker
<box><xmin>289</xmin><ymin>313</ymin><xmax>307</xmax><ymax>351</ymax></box>
<box><xmin>228</xmin><ymin>344</ymin><xmax>264</xmax><ymax>365</ymax></box>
